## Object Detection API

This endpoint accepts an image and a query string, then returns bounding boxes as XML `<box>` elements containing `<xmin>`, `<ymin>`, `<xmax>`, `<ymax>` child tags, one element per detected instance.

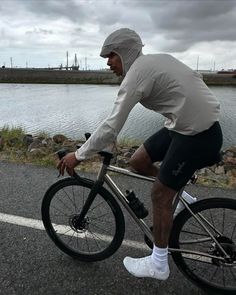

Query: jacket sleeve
<box><xmin>75</xmin><ymin>72</ymin><xmax>142</xmax><ymax>160</ymax></box>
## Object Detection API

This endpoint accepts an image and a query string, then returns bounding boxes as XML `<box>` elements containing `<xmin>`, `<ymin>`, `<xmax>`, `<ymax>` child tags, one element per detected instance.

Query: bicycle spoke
<box><xmin>87</xmin><ymin>231</ymin><xmax>102</xmax><ymax>252</ymax></box>
<box><xmin>84</xmin><ymin>232</ymin><xmax>91</xmax><ymax>253</ymax></box>
<box><xmin>51</xmin><ymin>204</ymin><xmax>71</xmax><ymax>218</ymax></box>
<box><xmin>71</xmin><ymin>185</ymin><xmax>79</xmax><ymax>212</ymax></box>
<box><xmin>90</xmin><ymin>223</ymin><xmax>114</xmax><ymax>236</ymax></box>
<box><xmin>209</xmin><ymin>266</ymin><xmax>219</xmax><ymax>283</ymax></box>
<box><xmin>229</xmin><ymin>267</ymin><xmax>236</xmax><ymax>281</ymax></box>
<box><xmin>231</xmin><ymin>222</ymin><xmax>236</xmax><ymax>240</ymax></box>
<box><xmin>208</xmin><ymin>208</ymin><xmax>215</xmax><ymax>229</ymax></box>
<box><xmin>90</xmin><ymin>212</ymin><xmax>114</xmax><ymax>221</ymax></box>
<box><xmin>60</xmin><ymin>189</ymin><xmax>77</xmax><ymax>212</ymax></box>
<box><xmin>44</xmin><ymin>180</ymin><xmax>124</xmax><ymax>260</ymax></box>
<box><xmin>180</xmin><ymin>229</ymin><xmax>210</xmax><ymax>237</ymax></box>
<box><xmin>89</xmin><ymin>200</ymin><xmax>108</xmax><ymax>213</ymax></box>
<box><xmin>87</xmin><ymin>229</ymin><xmax>108</xmax><ymax>246</ymax></box>
<box><xmin>222</xmin><ymin>266</ymin><xmax>226</xmax><ymax>287</ymax></box>
<box><xmin>171</xmin><ymin>199</ymin><xmax>236</xmax><ymax>293</ymax></box>
<box><xmin>222</xmin><ymin>208</ymin><xmax>226</xmax><ymax>234</ymax></box>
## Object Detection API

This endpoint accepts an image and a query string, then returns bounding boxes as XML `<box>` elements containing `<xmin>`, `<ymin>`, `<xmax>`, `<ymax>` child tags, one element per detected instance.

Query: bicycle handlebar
<box><xmin>57</xmin><ymin>148</ymin><xmax>70</xmax><ymax>160</ymax></box>
<box><xmin>56</xmin><ymin>132</ymin><xmax>113</xmax><ymax>165</ymax></box>
<box><xmin>57</xmin><ymin>147</ymin><xmax>113</xmax><ymax>164</ymax></box>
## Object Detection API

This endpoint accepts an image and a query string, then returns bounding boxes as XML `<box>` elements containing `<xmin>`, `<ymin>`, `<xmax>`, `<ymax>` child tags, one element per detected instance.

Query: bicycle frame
<box><xmin>75</xmin><ymin>156</ymin><xmax>230</xmax><ymax>262</ymax></box>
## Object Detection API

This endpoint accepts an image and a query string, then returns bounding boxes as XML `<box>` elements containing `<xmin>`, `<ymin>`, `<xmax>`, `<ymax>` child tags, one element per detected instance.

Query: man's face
<box><xmin>107</xmin><ymin>52</ymin><xmax>123</xmax><ymax>76</ymax></box>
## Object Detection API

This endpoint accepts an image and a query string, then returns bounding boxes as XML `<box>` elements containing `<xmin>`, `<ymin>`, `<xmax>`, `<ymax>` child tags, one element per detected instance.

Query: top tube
<box><xmin>107</xmin><ymin>165</ymin><xmax>155</xmax><ymax>182</ymax></box>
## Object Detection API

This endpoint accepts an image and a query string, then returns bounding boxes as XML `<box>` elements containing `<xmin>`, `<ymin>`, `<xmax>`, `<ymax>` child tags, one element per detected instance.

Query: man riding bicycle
<box><xmin>58</xmin><ymin>28</ymin><xmax>222</xmax><ymax>280</ymax></box>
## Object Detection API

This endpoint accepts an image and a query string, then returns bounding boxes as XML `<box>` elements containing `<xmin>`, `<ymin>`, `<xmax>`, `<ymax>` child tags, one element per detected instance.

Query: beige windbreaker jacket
<box><xmin>76</xmin><ymin>29</ymin><xmax>220</xmax><ymax>160</ymax></box>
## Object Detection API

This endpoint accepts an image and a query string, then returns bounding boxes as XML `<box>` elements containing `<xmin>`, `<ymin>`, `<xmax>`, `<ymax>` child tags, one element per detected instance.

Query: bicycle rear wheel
<box><xmin>42</xmin><ymin>177</ymin><xmax>125</xmax><ymax>261</ymax></box>
<box><xmin>170</xmin><ymin>198</ymin><xmax>236</xmax><ymax>294</ymax></box>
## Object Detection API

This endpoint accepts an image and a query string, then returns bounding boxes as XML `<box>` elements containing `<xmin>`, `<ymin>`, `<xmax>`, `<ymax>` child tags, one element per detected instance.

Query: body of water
<box><xmin>0</xmin><ymin>83</ymin><xmax>235</xmax><ymax>147</ymax></box>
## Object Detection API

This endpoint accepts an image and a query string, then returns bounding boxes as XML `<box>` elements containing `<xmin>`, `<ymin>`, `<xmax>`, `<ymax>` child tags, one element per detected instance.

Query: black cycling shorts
<box><xmin>143</xmin><ymin>122</ymin><xmax>223</xmax><ymax>191</ymax></box>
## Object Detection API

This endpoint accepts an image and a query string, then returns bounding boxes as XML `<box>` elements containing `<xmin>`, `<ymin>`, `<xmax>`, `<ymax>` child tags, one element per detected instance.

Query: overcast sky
<box><xmin>1</xmin><ymin>0</ymin><xmax>236</xmax><ymax>71</ymax></box>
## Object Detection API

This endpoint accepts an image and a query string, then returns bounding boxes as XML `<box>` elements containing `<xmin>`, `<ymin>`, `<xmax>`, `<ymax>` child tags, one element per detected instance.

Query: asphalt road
<box><xmin>0</xmin><ymin>161</ymin><xmax>235</xmax><ymax>295</ymax></box>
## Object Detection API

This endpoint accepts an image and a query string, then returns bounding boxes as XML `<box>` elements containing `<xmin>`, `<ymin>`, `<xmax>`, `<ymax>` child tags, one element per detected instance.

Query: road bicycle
<box><xmin>41</xmin><ymin>149</ymin><xmax>236</xmax><ymax>294</ymax></box>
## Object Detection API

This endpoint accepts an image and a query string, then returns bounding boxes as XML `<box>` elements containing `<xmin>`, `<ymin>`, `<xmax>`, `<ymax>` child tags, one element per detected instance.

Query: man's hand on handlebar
<box><xmin>57</xmin><ymin>152</ymin><xmax>81</xmax><ymax>176</ymax></box>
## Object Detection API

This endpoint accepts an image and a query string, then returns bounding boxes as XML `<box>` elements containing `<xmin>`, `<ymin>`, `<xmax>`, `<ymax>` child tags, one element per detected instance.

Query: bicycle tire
<box><xmin>41</xmin><ymin>177</ymin><xmax>125</xmax><ymax>262</ymax></box>
<box><xmin>170</xmin><ymin>198</ymin><xmax>236</xmax><ymax>295</ymax></box>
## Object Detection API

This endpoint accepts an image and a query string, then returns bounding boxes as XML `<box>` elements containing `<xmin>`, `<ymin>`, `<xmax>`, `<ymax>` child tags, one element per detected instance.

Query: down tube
<box><xmin>104</xmin><ymin>174</ymin><xmax>153</xmax><ymax>242</ymax></box>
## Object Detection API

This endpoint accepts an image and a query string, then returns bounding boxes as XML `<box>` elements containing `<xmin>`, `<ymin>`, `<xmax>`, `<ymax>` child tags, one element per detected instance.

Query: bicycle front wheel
<box><xmin>42</xmin><ymin>177</ymin><xmax>125</xmax><ymax>262</ymax></box>
<box><xmin>170</xmin><ymin>198</ymin><xmax>236</xmax><ymax>295</ymax></box>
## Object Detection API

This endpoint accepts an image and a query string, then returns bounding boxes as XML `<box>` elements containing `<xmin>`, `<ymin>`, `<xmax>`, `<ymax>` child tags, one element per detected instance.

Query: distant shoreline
<box><xmin>0</xmin><ymin>68</ymin><xmax>121</xmax><ymax>85</ymax></box>
<box><xmin>0</xmin><ymin>68</ymin><xmax>236</xmax><ymax>85</ymax></box>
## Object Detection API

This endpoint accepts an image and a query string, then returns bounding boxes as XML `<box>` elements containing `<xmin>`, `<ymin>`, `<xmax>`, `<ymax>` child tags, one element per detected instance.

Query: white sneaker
<box><xmin>123</xmin><ymin>255</ymin><xmax>170</xmax><ymax>280</ymax></box>
<box><xmin>174</xmin><ymin>192</ymin><xmax>197</xmax><ymax>218</ymax></box>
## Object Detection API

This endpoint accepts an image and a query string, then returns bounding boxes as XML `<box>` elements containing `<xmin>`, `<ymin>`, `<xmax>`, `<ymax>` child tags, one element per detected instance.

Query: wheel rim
<box><xmin>48</xmin><ymin>183</ymin><xmax>119</xmax><ymax>256</ymax></box>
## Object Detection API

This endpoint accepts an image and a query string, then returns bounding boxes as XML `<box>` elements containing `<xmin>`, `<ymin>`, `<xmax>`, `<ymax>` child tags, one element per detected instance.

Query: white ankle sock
<box><xmin>151</xmin><ymin>245</ymin><xmax>168</xmax><ymax>272</ymax></box>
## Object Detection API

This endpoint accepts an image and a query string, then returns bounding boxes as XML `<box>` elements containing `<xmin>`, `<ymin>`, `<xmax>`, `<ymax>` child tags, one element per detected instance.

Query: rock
<box><xmin>0</xmin><ymin>135</ymin><xmax>4</xmax><ymax>150</ymax></box>
<box><xmin>116</xmin><ymin>157</ymin><xmax>129</xmax><ymax>168</ymax></box>
<box><xmin>231</xmin><ymin>169</ymin><xmax>236</xmax><ymax>177</ymax></box>
<box><xmin>197</xmin><ymin>168</ymin><xmax>208</xmax><ymax>175</ymax></box>
<box><xmin>29</xmin><ymin>148</ymin><xmax>47</xmax><ymax>157</ymax></box>
<box><xmin>7</xmin><ymin>137</ymin><xmax>21</xmax><ymax>147</ymax></box>
<box><xmin>42</xmin><ymin>139</ymin><xmax>47</xmax><ymax>146</ymax></box>
<box><xmin>224</xmin><ymin>156</ymin><xmax>236</xmax><ymax>165</ymax></box>
<box><xmin>120</xmin><ymin>148</ymin><xmax>130</xmax><ymax>154</ymax></box>
<box><xmin>42</xmin><ymin>137</ymin><xmax>53</xmax><ymax>147</ymax></box>
<box><xmin>224</xmin><ymin>146</ymin><xmax>236</xmax><ymax>156</ymax></box>
<box><xmin>62</xmin><ymin>139</ymin><xmax>76</xmax><ymax>148</ymax></box>
<box><xmin>53</xmin><ymin>134</ymin><xmax>67</xmax><ymax>144</ymax></box>
<box><xmin>214</xmin><ymin>165</ymin><xmax>225</xmax><ymax>175</ymax></box>
<box><xmin>27</xmin><ymin>138</ymin><xmax>42</xmax><ymax>152</ymax></box>
<box><xmin>22</xmin><ymin>134</ymin><xmax>33</xmax><ymax>146</ymax></box>
<box><xmin>227</xmin><ymin>168</ymin><xmax>236</xmax><ymax>188</ymax></box>
<box><xmin>123</xmin><ymin>151</ymin><xmax>133</xmax><ymax>158</ymax></box>
<box><xmin>15</xmin><ymin>150</ymin><xmax>25</xmax><ymax>158</ymax></box>
<box><xmin>224</xmin><ymin>164</ymin><xmax>236</xmax><ymax>173</ymax></box>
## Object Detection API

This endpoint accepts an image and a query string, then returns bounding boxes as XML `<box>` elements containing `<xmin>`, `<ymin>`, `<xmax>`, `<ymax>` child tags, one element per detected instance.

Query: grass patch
<box><xmin>0</xmin><ymin>127</ymin><xmax>236</xmax><ymax>189</ymax></box>
<box><xmin>0</xmin><ymin>125</ymin><xmax>26</xmax><ymax>147</ymax></box>
<box><xmin>32</xmin><ymin>155</ymin><xmax>57</xmax><ymax>167</ymax></box>
<box><xmin>118</xmin><ymin>137</ymin><xmax>141</xmax><ymax>147</ymax></box>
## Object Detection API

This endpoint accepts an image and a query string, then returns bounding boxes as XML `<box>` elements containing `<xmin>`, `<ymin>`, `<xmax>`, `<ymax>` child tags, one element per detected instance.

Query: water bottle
<box><xmin>125</xmin><ymin>190</ymin><xmax>148</xmax><ymax>219</ymax></box>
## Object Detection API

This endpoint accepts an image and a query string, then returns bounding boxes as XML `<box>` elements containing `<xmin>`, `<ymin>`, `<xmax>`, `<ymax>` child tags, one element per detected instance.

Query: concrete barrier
<box><xmin>0</xmin><ymin>68</ymin><xmax>121</xmax><ymax>84</ymax></box>
<box><xmin>203</xmin><ymin>73</ymin><xmax>236</xmax><ymax>85</ymax></box>
<box><xmin>0</xmin><ymin>68</ymin><xmax>236</xmax><ymax>85</ymax></box>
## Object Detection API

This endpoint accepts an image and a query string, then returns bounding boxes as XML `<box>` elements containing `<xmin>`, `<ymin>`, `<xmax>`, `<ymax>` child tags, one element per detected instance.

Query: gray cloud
<box><xmin>0</xmin><ymin>0</ymin><xmax>235</xmax><ymax>69</ymax></box>
<box><xmin>21</xmin><ymin>0</ymin><xmax>87</xmax><ymax>22</ymax></box>
<box><xmin>25</xmin><ymin>28</ymin><xmax>53</xmax><ymax>35</ymax></box>
<box><xmin>122</xmin><ymin>1</ymin><xmax>236</xmax><ymax>52</ymax></box>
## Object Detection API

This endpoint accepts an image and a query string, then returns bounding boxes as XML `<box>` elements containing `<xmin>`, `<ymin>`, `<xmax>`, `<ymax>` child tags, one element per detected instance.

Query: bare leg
<box><xmin>123</xmin><ymin>144</ymin><xmax>175</xmax><ymax>280</ymax></box>
<box><xmin>151</xmin><ymin>179</ymin><xmax>176</xmax><ymax>247</ymax></box>
<box><xmin>129</xmin><ymin>144</ymin><xmax>158</xmax><ymax>177</ymax></box>
<box><xmin>124</xmin><ymin>143</ymin><xmax>197</xmax><ymax>279</ymax></box>
<box><xmin>130</xmin><ymin>144</ymin><xmax>176</xmax><ymax>247</ymax></box>
<box><xmin>130</xmin><ymin>145</ymin><xmax>176</xmax><ymax>248</ymax></box>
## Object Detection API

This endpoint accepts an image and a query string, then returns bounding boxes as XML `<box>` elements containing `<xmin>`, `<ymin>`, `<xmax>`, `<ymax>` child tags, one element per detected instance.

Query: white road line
<box><xmin>0</xmin><ymin>212</ymin><xmax>149</xmax><ymax>251</ymax></box>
